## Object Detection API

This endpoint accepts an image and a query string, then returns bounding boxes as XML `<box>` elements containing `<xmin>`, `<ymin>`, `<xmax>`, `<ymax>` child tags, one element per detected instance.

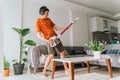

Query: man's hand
<box><xmin>37</xmin><ymin>32</ymin><xmax>53</xmax><ymax>44</ymax></box>
<box><xmin>49</xmin><ymin>36</ymin><xmax>61</xmax><ymax>47</ymax></box>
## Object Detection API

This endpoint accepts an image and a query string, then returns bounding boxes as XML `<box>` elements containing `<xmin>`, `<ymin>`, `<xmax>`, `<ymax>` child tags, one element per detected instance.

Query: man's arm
<box><xmin>53</xmin><ymin>25</ymin><xmax>64</xmax><ymax>30</ymax></box>
<box><xmin>37</xmin><ymin>32</ymin><xmax>53</xmax><ymax>44</ymax></box>
<box><xmin>37</xmin><ymin>32</ymin><xmax>48</xmax><ymax>42</ymax></box>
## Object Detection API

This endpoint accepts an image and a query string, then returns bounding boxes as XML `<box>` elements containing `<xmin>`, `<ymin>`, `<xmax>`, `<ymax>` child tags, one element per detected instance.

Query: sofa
<box><xmin>90</xmin><ymin>44</ymin><xmax>120</xmax><ymax>68</ymax></box>
<box><xmin>29</xmin><ymin>45</ymin><xmax>87</xmax><ymax>73</ymax></box>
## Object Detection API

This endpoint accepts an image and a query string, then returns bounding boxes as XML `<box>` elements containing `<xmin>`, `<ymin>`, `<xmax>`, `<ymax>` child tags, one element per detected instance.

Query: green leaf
<box><xmin>12</xmin><ymin>27</ymin><xmax>22</xmax><ymax>35</ymax></box>
<box><xmin>12</xmin><ymin>59</ymin><xmax>19</xmax><ymax>64</ymax></box>
<box><xmin>24</xmin><ymin>51</ymin><xmax>28</xmax><ymax>55</ymax></box>
<box><xmin>12</xmin><ymin>27</ymin><xmax>36</xmax><ymax>64</ymax></box>
<box><xmin>25</xmin><ymin>40</ymin><xmax>36</xmax><ymax>46</ymax></box>
<box><xmin>12</xmin><ymin>59</ymin><xmax>17</xmax><ymax>62</ymax></box>
<box><xmin>4</xmin><ymin>57</ymin><xmax>10</xmax><ymax>70</ymax></box>
<box><xmin>21</xmin><ymin>28</ymin><xmax>30</xmax><ymax>36</ymax></box>
<box><xmin>23</xmin><ymin>58</ymin><xmax>27</xmax><ymax>62</ymax></box>
<box><xmin>89</xmin><ymin>40</ymin><xmax>104</xmax><ymax>51</ymax></box>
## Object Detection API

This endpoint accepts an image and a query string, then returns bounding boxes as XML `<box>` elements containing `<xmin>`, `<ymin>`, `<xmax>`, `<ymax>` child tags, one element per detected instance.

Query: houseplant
<box><xmin>12</xmin><ymin>27</ymin><xmax>36</xmax><ymax>75</ymax></box>
<box><xmin>89</xmin><ymin>40</ymin><xmax>104</xmax><ymax>59</ymax></box>
<box><xmin>4</xmin><ymin>56</ymin><xmax>10</xmax><ymax>77</ymax></box>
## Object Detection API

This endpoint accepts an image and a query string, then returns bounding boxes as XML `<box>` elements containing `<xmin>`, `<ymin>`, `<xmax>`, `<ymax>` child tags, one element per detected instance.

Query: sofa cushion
<box><xmin>37</xmin><ymin>45</ymin><xmax>48</xmax><ymax>55</ymax></box>
<box><xmin>74</xmin><ymin>50</ymin><xmax>86</xmax><ymax>55</ymax></box>
<box><xmin>106</xmin><ymin>49</ymin><xmax>120</xmax><ymax>54</ymax></box>
<box><xmin>101</xmin><ymin>50</ymin><xmax>108</xmax><ymax>54</ymax></box>
<box><xmin>64</xmin><ymin>46</ymin><xmax>85</xmax><ymax>55</ymax></box>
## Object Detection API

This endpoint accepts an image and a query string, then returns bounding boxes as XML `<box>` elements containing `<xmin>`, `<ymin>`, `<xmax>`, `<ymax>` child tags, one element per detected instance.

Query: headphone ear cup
<box><xmin>42</xmin><ymin>12</ymin><xmax>43</xmax><ymax>15</ymax></box>
<box><xmin>40</xmin><ymin>8</ymin><xmax>44</xmax><ymax>15</ymax></box>
<box><xmin>39</xmin><ymin>10</ymin><xmax>42</xmax><ymax>15</ymax></box>
<box><xmin>40</xmin><ymin>11</ymin><xmax>43</xmax><ymax>15</ymax></box>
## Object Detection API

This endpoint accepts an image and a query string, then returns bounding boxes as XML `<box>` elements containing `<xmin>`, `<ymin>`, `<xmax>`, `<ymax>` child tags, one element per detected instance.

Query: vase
<box><xmin>92</xmin><ymin>51</ymin><xmax>101</xmax><ymax>59</ymax></box>
<box><xmin>13</xmin><ymin>63</ymin><xmax>25</xmax><ymax>75</ymax></box>
<box><xmin>4</xmin><ymin>69</ymin><xmax>9</xmax><ymax>77</ymax></box>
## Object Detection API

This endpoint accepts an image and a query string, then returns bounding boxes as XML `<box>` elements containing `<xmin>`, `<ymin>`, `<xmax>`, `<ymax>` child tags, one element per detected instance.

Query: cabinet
<box><xmin>117</xmin><ymin>20</ymin><xmax>120</xmax><ymax>33</ymax></box>
<box><xmin>91</xmin><ymin>16</ymin><xmax>117</xmax><ymax>33</ymax></box>
<box><xmin>91</xmin><ymin>17</ymin><xmax>104</xmax><ymax>31</ymax></box>
<box><xmin>92</xmin><ymin>31</ymin><xmax>118</xmax><ymax>44</ymax></box>
<box><xmin>103</xmin><ymin>19</ymin><xmax>110</xmax><ymax>31</ymax></box>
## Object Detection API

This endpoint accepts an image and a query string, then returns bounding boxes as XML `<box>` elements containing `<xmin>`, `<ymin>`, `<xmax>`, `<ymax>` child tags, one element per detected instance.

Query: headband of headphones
<box><xmin>39</xmin><ymin>6</ymin><xmax>49</xmax><ymax>15</ymax></box>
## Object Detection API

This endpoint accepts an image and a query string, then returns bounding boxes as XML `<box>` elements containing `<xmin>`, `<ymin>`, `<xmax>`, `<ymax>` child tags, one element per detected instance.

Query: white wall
<box><xmin>71</xmin><ymin>9</ymin><xmax>89</xmax><ymax>46</ymax></box>
<box><xmin>22</xmin><ymin>0</ymin><xmax>113</xmax><ymax>46</ymax></box>
<box><xmin>0</xmin><ymin>0</ymin><xmax>4</xmax><ymax>75</ymax></box>
<box><xmin>3</xmin><ymin>0</ymin><xmax>115</xmax><ymax>69</ymax></box>
<box><xmin>22</xmin><ymin>0</ymin><xmax>71</xmax><ymax>46</ymax></box>
<box><xmin>3</xmin><ymin>0</ymin><xmax>22</xmax><ymax>69</ymax></box>
<box><xmin>22</xmin><ymin>0</ymin><xmax>90</xmax><ymax>46</ymax></box>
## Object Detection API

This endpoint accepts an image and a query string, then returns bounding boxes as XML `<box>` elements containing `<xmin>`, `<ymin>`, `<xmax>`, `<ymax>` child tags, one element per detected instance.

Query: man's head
<box><xmin>39</xmin><ymin>6</ymin><xmax>49</xmax><ymax>15</ymax></box>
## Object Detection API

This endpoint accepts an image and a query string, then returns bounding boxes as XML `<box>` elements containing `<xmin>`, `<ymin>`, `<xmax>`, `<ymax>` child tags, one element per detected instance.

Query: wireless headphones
<box><xmin>39</xmin><ymin>6</ymin><xmax>49</xmax><ymax>15</ymax></box>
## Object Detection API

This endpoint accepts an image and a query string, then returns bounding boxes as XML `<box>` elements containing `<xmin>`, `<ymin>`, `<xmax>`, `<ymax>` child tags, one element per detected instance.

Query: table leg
<box><xmin>51</xmin><ymin>60</ymin><xmax>56</xmax><ymax>79</ymax></box>
<box><xmin>106</xmin><ymin>59</ymin><xmax>113</xmax><ymax>78</ymax></box>
<box><xmin>86</xmin><ymin>61</ymin><xmax>90</xmax><ymax>73</ymax></box>
<box><xmin>69</xmin><ymin>63</ymin><xmax>74</xmax><ymax>80</ymax></box>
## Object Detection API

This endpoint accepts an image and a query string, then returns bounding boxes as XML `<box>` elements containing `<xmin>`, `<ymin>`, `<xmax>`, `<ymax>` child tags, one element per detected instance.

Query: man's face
<box><xmin>44</xmin><ymin>11</ymin><xmax>49</xmax><ymax>17</ymax></box>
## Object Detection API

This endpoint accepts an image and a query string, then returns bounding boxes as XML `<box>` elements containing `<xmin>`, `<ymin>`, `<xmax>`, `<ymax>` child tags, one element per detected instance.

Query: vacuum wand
<box><xmin>58</xmin><ymin>17</ymin><xmax>80</xmax><ymax>38</ymax></box>
<box><xmin>50</xmin><ymin>17</ymin><xmax>80</xmax><ymax>47</ymax></box>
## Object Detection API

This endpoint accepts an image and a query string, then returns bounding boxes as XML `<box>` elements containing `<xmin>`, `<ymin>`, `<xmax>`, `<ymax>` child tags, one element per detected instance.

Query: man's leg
<box><xmin>34</xmin><ymin>68</ymin><xmax>37</xmax><ymax>75</ymax></box>
<box><xmin>60</xmin><ymin>51</ymin><xmax>69</xmax><ymax>72</ymax></box>
<box><xmin>43</xmin><ymin>54</ymin><xmax>54</xmax><ymax>76</ymax></box>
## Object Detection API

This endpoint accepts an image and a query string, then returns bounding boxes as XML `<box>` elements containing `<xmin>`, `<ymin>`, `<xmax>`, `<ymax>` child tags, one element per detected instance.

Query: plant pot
<box><xmin>13</xmin><ymin>63</ymin><xmax>25</xmax><ymax>75</ymax></box>
<box><xmin>93</xmin><ymin>51</ymin><xmax>101</xmax><ymax>59</ymax></box>
<box><xmin>4</xmin><ymin>69</ymin><xmax>9</xmax><ymax>77</ymax></box>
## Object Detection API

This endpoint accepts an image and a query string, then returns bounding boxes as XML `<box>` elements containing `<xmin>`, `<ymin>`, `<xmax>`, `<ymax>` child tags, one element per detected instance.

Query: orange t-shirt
<box><xmin>36</xmin><ymin>18</ymin><xmax>57</xmax><ymax>39</ymax></box>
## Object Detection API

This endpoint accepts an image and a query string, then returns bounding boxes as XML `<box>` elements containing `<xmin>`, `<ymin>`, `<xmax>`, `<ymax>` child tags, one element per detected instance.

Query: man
<box><xmin>35</xmin><ymin>6</ymin><xmax>69</xmax><ymax>77</ymax></box>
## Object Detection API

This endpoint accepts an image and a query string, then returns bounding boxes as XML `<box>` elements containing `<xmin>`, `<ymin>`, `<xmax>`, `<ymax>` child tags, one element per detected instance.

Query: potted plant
<box><xmin>4</xmin><ymin>56</ymin><xmax>10</xmax><ymax>77</ymax></box>
<box><xmin>89</xmin><ymin>40</ymin><xmax>104</xmax><ymax>59</ymax></box>
<box><xmin>12</xmin><ymin>27</ymin><xmax>36</xmax><ymax>75</ymax></box>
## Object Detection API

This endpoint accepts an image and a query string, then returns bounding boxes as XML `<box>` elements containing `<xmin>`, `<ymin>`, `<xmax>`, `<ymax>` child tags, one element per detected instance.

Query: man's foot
<box><xmin>40</xmin><ymin>74</ymin><xmax>48</xmax><ymax>78</ymax></box>
<box><xmin>41</xmin><ymin>71</ymin><xmax>48</xmax><ymax>78</ymax></box>
<box><xmin>65</xmin><ymin>70</ymin><xmax>69</xmax><ymax>74</ymax></box>
<box><xmin>33</xmin><ymin>71</ymin><xmax>36</xmax><ymax>75</ymax></box>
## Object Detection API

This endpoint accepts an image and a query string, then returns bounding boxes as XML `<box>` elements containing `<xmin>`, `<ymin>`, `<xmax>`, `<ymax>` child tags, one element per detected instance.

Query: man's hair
<box><xmin>39</xmin><ymin>6</ymin><xmax>49</xmax><ymax>15</ymax></box>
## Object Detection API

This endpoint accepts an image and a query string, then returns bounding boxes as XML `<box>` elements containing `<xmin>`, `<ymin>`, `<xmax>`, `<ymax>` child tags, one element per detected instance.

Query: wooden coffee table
<box><xmin>51</xmin><ymin>56</ymin><xmax>113</xmax><ymax>80</ymax></box>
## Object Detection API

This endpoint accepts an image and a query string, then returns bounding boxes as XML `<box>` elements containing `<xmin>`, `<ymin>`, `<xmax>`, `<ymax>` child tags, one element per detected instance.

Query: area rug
<box><xmin>109</xmin><ymin>76</ymin><xmax>120</xmax><ymax>80</ymax></box>
<box><xmin>55</xmin><ymin>73</ymin><xmax>110</xmax><ymax>80</ymax></box>
<box><xmin>1</xmin><ymin>72</ymin><xmax>111</xmax><ymax>80</ymax></box>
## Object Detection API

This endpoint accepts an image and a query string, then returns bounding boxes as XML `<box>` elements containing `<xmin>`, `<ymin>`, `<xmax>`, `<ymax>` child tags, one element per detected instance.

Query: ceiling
<box><xmin>65</xmin><ymin>0</ymin><xmax>120</xmax><ymax>18</ymax></box>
